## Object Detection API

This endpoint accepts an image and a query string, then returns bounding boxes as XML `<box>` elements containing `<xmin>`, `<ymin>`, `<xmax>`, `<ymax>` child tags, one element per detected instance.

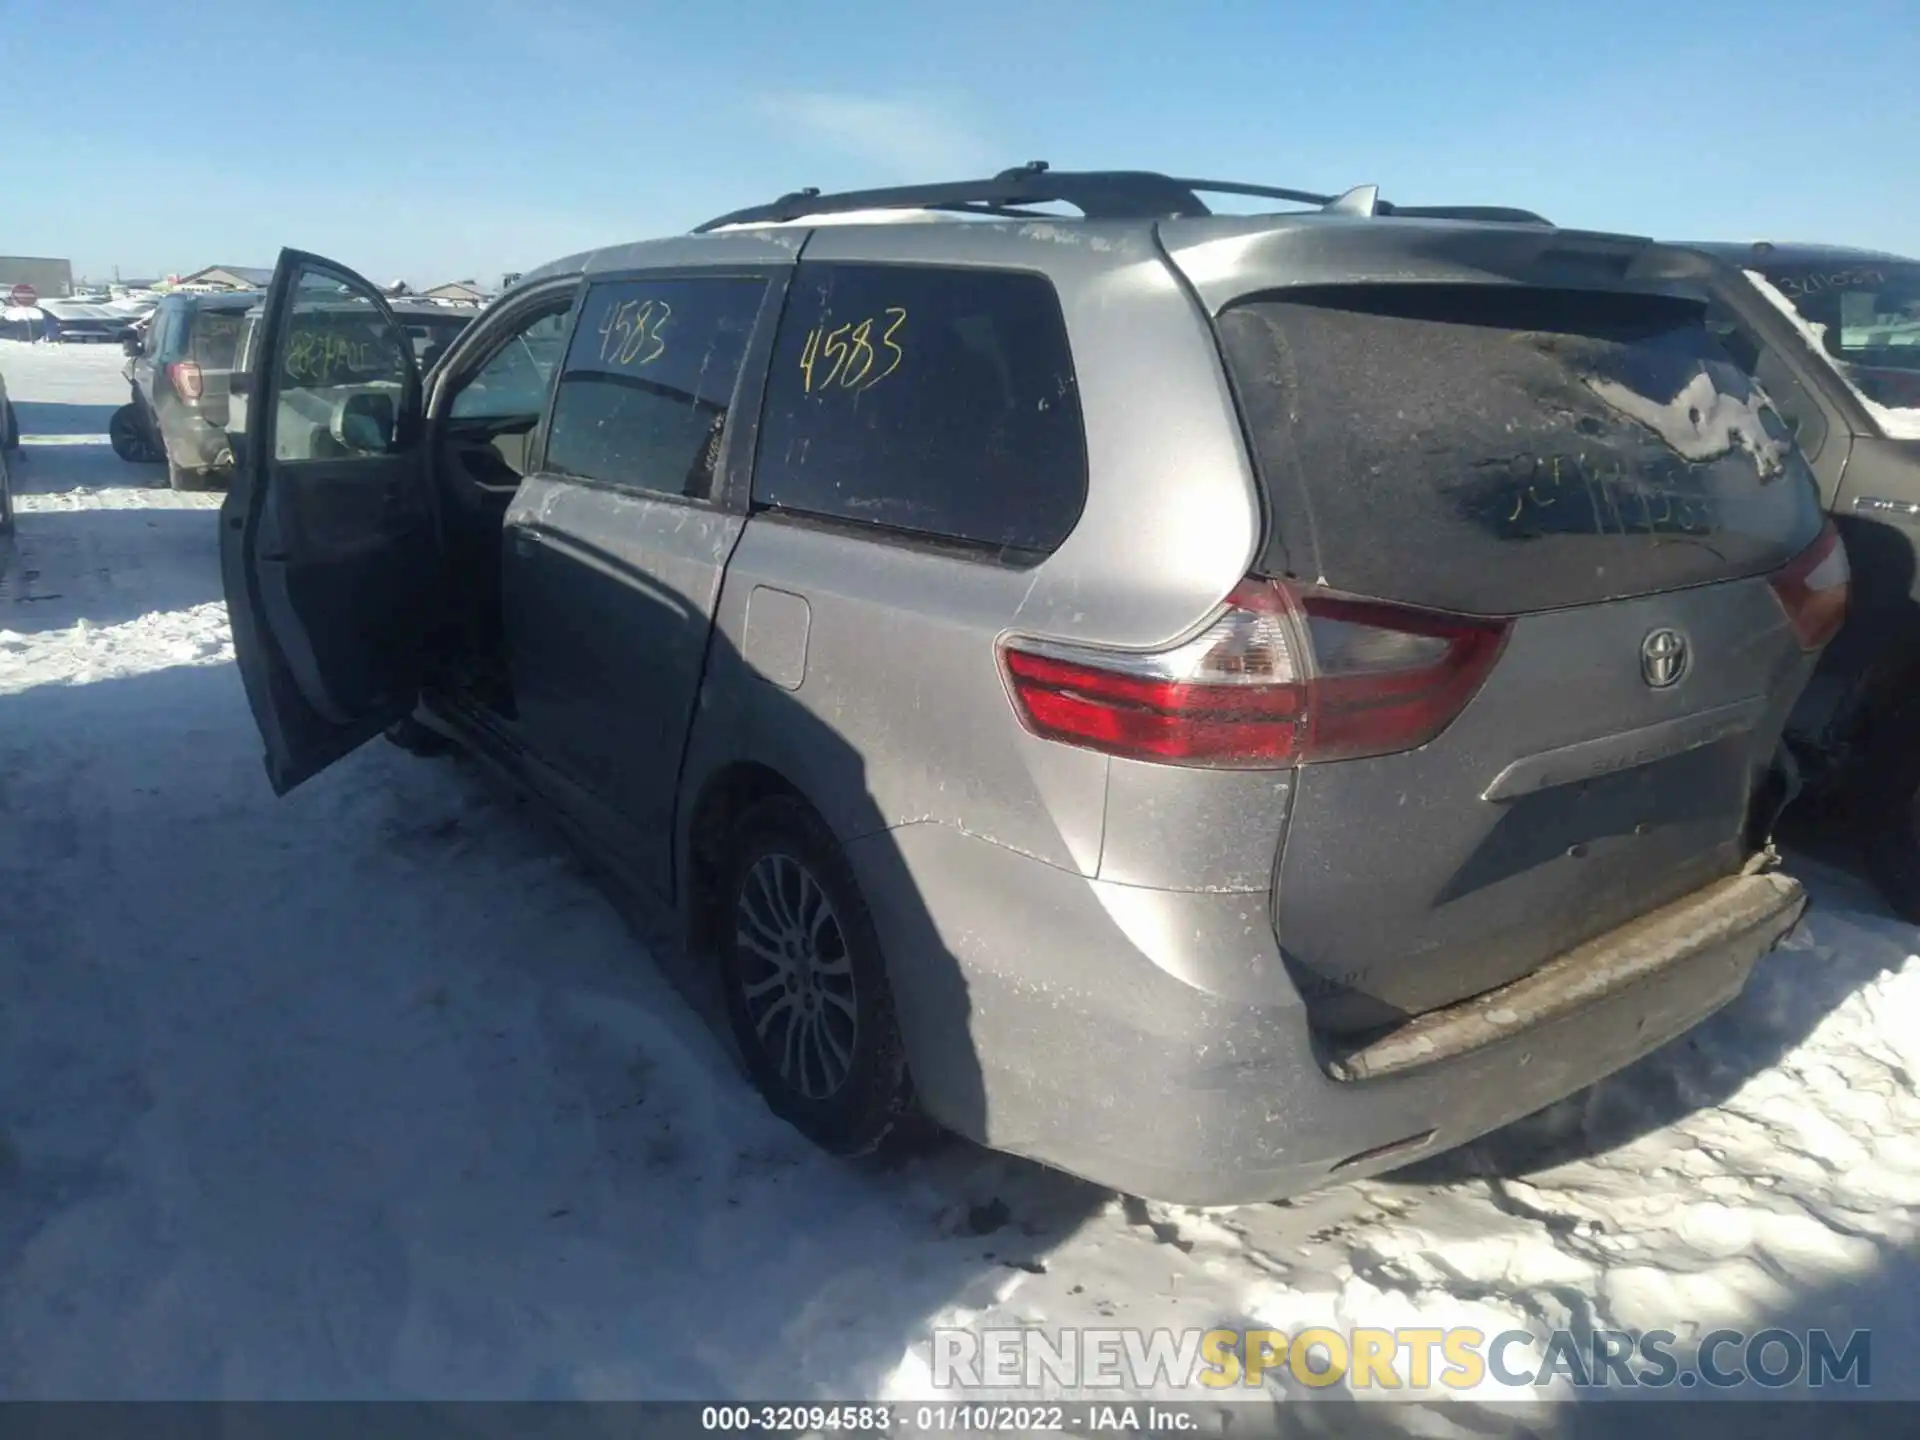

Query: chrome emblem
<box><xmin>1641</xmin><ymin>628</ymin><xmax>1688</xmax><ymax>689</ymax></box>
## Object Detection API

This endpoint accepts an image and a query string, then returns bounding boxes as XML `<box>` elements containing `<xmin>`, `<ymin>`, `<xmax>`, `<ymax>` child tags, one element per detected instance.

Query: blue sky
<box><xmin>6</xmin><ymin>0</ymin><xmax>1915</xmax><ymax>286</ymax></box>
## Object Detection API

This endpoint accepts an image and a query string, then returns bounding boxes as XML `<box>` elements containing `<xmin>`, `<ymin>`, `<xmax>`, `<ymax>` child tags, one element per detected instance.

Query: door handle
<box><xmin>511</xmin><ymin>528</ymin><xmax>545</xmax><ymax>554</ymax></box>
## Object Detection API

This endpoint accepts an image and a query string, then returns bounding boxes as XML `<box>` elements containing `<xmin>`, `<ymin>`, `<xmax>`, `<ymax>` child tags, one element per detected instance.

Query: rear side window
<box><xmin>149</xmin><ymin>305</ymin><xmax>179</xmax><ymax>357</ymax></box>
<box><xmin>544</xmin><ymin>276</ymin><xmax>766</xmax><ymax>500</ymax></box>
<box><xmin>403</xmin><ymin>314</ymin><xmax>474</xmax><ymax>370</ymax></box>
<box><xmin>752</xmin><ymin>262</ymin><xmax>1087</xmax><ymax>559</ymax></box>
<box><xmin>1217</xmin><ymin>287</ymin><xmax>1825</xmax><ymax>615</ymax></box>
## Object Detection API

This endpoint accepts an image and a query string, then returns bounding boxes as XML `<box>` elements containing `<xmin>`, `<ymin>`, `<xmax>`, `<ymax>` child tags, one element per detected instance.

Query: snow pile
<box><xmin>1745</xmin><ymin>268</ymin><xmax>1920</xmax><ymax>441</ymax></box>
<box><xmin>0</xmin><ymin>601</ymin><xmax>233</xmax><ymax>689</ymax></box>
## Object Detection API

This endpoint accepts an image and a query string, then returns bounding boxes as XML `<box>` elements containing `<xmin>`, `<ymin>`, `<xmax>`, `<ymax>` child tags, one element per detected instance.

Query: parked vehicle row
<box><xmin>110</xmin><ymin>290</ymin><xmax>475</xmax><ymax>490</ymax></box>
<box><xmin>218</xmin><ymin>167</ymin><xmax>1853</xmax><ymax>1204</ymax></box>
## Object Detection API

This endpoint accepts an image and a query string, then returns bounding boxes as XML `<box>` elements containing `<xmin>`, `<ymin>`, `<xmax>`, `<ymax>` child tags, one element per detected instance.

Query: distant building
<box><xmin>0</xmin><ymin>255</ymin><xmax>74</xmax><ymax>298</ymax></box>
<box><xmin>175</xmin><ymin>265</ymin><xmax>275</xmax><ymax>290</ymax></box>
<box><xmin>422</xmin><ymin>279</ymin><xmax>490</xmax><ymax>304</ymax></box>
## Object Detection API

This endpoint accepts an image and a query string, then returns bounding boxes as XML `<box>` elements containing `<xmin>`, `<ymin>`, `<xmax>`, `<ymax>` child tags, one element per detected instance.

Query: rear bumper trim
<box><xmin>1480</xmin><ymin>696</ymin><xmax>1767</xmax><ymax>800</ymax></box>
<box><xmin>1324</xmin><ymin>866</ymin><xmax>1806</xmax><ymax>1081</ymax></box>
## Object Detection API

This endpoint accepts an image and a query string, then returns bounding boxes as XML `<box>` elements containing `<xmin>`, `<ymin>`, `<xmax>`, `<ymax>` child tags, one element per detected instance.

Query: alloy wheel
<box><xmin>733</xmin><ymin>851</ymin><xmax>859</xmax><ymax>1100</ymax></box>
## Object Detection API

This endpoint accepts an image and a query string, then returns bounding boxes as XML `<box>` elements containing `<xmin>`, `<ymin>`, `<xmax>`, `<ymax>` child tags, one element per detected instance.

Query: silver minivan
<box><xmin>221</xmin><ymin>169</ymin><xmax>1844</xmax><ymax>1204</ymax></box>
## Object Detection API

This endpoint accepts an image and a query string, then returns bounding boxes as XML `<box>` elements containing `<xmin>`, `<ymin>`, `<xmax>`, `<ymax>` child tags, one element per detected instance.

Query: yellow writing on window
<box><xmin>598</xmin><ymin>298</ymin><xmax>671</xmax><ymax>368</ymax></box>
<box><xmin>285</xmin><ymin>329</ymin><xmax>387</xmax><ymax>384</ymax></box>
<box><xmin>798</xmin><ymin>307</ymin><xmax>906</xmax><ymax>395</ymax></box>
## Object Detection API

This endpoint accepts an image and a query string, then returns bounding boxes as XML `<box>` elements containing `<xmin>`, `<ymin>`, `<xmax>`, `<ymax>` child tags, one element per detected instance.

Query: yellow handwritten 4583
<box><xmin>798</xmin><ymin>308</ymin><xmax>907</xmax><ymax>395</ymax></box>
<box><xmin>598</xmin><ymin>298</ymin><xmax>671</xmax><ymax>368</ymax></box>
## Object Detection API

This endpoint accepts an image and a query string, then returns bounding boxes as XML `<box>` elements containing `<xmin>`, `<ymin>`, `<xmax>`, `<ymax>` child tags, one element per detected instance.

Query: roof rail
<box><xmin>692</xmin><ymin>163</ymin><xmax>1337</xmax><ymax>232</ymax></box>
<box><xmin>691</xmin><ymin>164</ymin><xmax>1555</xmax><ymax>233</ymax></box>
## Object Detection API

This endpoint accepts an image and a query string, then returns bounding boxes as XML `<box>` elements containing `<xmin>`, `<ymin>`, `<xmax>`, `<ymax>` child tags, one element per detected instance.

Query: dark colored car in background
<box><xmin>1672</xmin><ymin>242</ymin><xmax>1920</xmax><ymax>915</ymax></box>
<box><xmin>37</xmin><ymin>299</ymin><xmax>136</xmax><ymax>343</ymax></box>
<box><xmin>119</xmin><ymin>290</ymin><xmax>260</xmax><ymax>490</ymax></box>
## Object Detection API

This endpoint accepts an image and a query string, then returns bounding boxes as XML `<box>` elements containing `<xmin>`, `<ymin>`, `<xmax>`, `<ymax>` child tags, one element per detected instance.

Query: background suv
<box><xmin>121</xmin><ymin>290</ymin><xmax>258</xmax><ymax>490</ymax></box>
<box><xmin>216</xmin><ymin>170</ymin><xmax>1841</xmax><ymax>1204</ymax></box>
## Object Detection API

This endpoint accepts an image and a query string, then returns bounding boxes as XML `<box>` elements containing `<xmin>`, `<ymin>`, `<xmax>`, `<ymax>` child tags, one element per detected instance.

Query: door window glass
<box><xmin>272</xmin><ymin>267</ymin><xmax>411</xmax><ymax>461</ymax></box>
<box><xmin>449</xmin><ymin>308</ymin><xmax>571</xmax><ymax>420</ymax></box>
<box><xmin>543</xmin><ymin>275</ymin><xmax>767</xmax><ymax>500</ymax></box>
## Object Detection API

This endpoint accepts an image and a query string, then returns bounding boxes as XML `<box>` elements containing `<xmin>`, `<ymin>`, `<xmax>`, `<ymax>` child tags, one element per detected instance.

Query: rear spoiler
<box><xmin>1160</xmin><ymin>215</ymin><xmax>1708</xmax><ymax>313</ymax></box>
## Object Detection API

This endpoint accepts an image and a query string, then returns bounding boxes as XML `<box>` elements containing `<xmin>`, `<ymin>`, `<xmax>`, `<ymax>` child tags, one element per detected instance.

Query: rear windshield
<box><xmin>189</xmin><ymin>309</ymin><xmax>247</xmax><ymax>368</ymax></box>
<box><xmin>399</xmin><ymin>314</ymin><xmax>471</xmax><ymax>366</ymax></box>
<box><xmin>1217</xmin><ymin>286</ymin><xmax>1825</xmax><ymax>615</ymax></box>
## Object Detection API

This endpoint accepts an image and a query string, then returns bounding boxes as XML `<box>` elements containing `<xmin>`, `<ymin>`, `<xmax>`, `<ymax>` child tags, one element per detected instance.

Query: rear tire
<box><xmin>2</xmin><ymin>400</ymin><xmax>18</xmax><ymax>450</ymax></box>
<box><xmin>108</xmin><ymin>405</ymin><xmax>160</xmax><ymax>464</ymax></box>
<box><xmin>718</xmin><ymin>795</ymin><xmax>917</xmax><ymax>1156</ymax></box>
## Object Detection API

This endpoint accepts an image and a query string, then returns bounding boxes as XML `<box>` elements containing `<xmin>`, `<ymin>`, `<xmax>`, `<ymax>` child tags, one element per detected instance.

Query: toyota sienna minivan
<box><xmin>218</xmin><ymin>167</ymin><xmax>1842</xmax><ymax>1204</ymax></box>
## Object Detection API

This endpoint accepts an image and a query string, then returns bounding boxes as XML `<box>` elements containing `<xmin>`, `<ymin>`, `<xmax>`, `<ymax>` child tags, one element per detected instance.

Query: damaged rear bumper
<box><xmin>849</xmin><ymin>823</ymin><xmax>1807</xmax><ymax>1207</ymax></box>
<box><xmin>1324</xmin><ymin>866</ymin><xmax>1805</xmax><ymax>1081</ymax></box>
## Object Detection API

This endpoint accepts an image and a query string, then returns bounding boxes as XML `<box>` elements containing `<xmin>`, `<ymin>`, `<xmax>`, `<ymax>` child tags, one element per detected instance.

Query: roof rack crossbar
<box><xmin>692</xmin><ymin>167</ymin><xmax>1339</xmax><ymax>233</ymax></box>
<box><xmin>690</xmin><ymin>166</ymin><xmax>1552</xmax><ymax>233</ymax></box>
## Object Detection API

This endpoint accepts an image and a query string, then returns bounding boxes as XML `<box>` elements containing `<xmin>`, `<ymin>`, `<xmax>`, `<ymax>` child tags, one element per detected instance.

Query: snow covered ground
<box><xmin>1</xmin><ymin>339</ymin><xmax>1916</xmax><ymax>1423</ymax></box>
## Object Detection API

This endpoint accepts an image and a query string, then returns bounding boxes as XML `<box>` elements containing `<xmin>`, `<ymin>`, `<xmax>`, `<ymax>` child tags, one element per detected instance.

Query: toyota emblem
<box><xmin>1641</xmin><ymin>628</ymin><xmax>1689</xmax><ymax>688</ymax></box>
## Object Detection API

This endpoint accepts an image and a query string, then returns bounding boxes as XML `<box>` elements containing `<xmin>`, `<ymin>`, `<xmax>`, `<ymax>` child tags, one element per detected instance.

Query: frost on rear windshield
<box><xmin>1582</xmin><ymin>369</ymin><xmax>1791</xmax><ymax>478</ymax></box>
<box><xmin>1217</xmin><ymin>285</ymin><xmax>1825</xmax><ymax>616</ymax></box>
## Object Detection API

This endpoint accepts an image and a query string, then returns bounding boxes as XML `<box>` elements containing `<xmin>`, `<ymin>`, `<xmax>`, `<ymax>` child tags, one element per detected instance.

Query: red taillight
<box><xmin>168</xmin><ymin>360</ymin><xmax>203</xmax><ymax>401</ymax></box>
<box><xmin>1769</xmin><ymin>522</ymin><xmax>1849</xmax><ymax>650</ymax></box>
<box><xmin>999</xmin><ymin>579</ymin><xmax>1511</xmax><ymax>768</ymax></box>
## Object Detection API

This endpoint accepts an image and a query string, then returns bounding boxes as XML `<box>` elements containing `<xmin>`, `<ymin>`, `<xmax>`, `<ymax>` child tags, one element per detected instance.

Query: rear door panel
<box><xmin>504</xmin><ymin>478</ymin><xmax>751</xmax><ymax>892</ymax></box>
<box><xmin>500</xmin><ymin>261</ymin><xmax>789</xmax><ymax>895</ymax></box>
